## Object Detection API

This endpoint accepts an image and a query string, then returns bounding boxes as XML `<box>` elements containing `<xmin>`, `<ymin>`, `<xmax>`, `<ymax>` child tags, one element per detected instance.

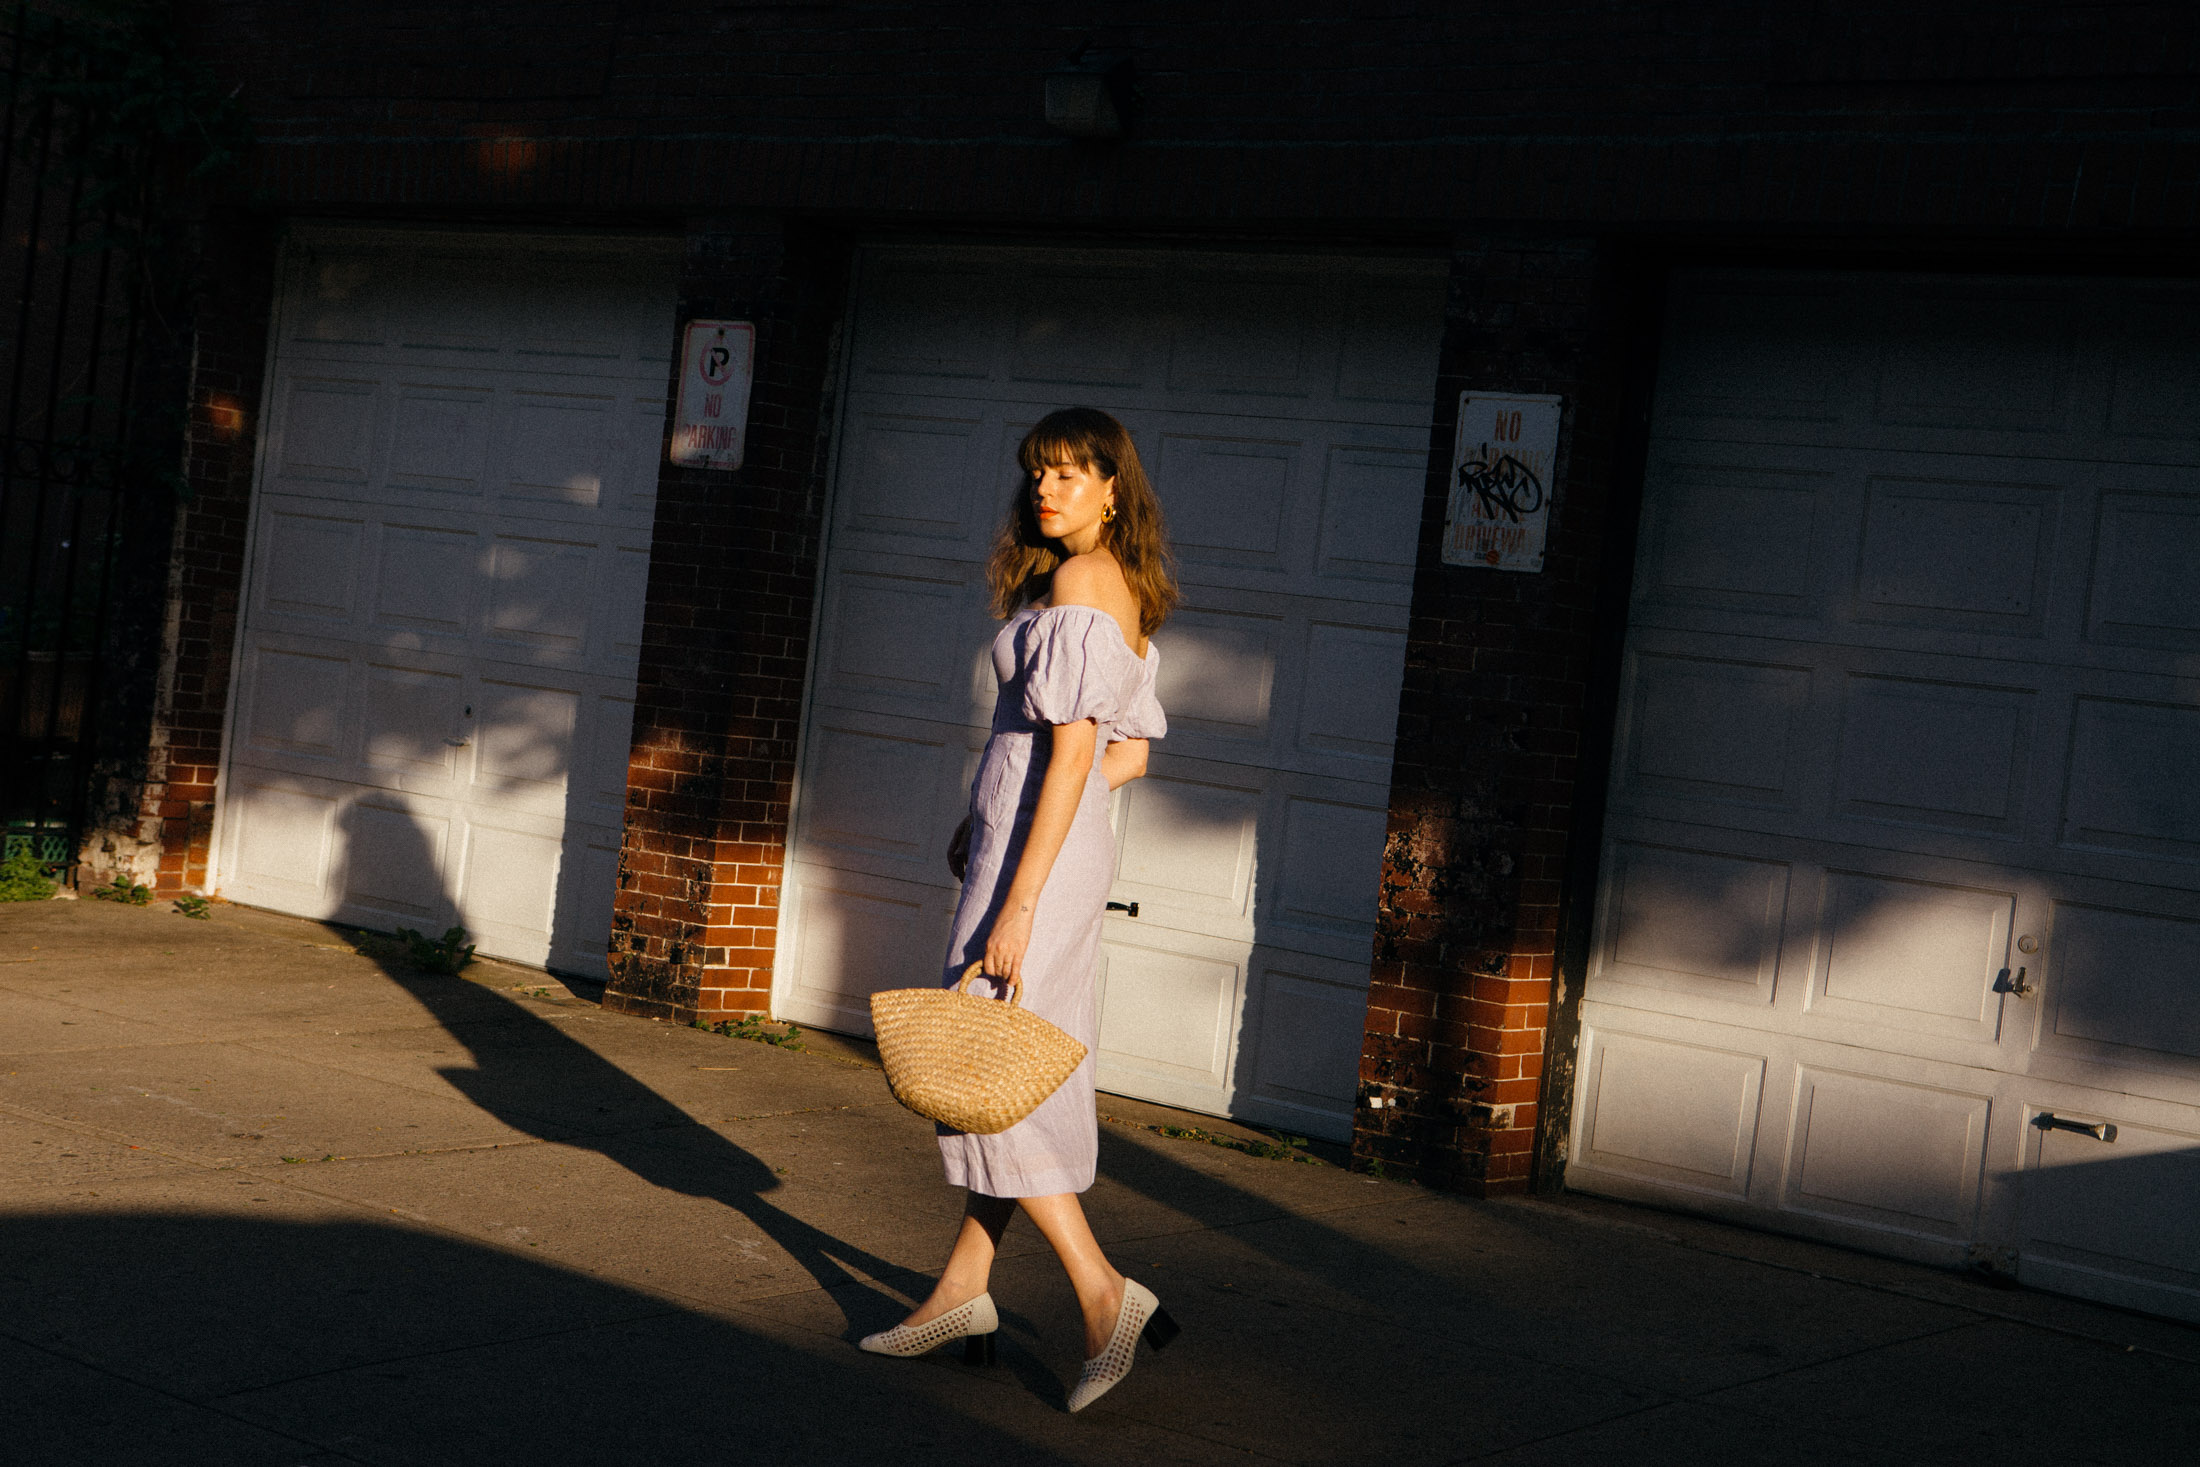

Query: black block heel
<box><xmin>1141</xmin><ymin>1307</ymin><xmax>1181</xmax><ymax>1352</ymax></box>
<box><xmin>963</xmin><ymin>1332</ymin><xmax>997</xmax><ymax>1366</ymax></box>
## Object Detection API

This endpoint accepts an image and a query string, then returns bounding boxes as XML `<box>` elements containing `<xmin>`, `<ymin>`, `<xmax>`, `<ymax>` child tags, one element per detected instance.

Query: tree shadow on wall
<box><xmin>329</xmin><ymin>798</ymin><xmax>915</xmax><ymax>1329</ymax></box>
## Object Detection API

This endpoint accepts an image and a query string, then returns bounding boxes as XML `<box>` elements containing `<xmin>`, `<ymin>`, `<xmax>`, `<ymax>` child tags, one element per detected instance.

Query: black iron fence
<box><xmin>0</xmin><ymin>2</ymin><xmax>152</xmax><ymax>872</ymax></box>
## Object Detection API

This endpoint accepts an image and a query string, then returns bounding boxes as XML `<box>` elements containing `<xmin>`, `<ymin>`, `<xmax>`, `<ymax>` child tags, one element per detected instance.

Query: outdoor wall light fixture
<box><xmin>1045</xmin><ymin>50</ymin><xmax>1134</xmax><ymax>139</ymax></box>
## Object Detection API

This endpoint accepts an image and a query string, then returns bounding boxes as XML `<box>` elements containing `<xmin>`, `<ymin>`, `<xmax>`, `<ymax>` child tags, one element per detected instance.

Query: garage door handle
<box><xmin>1106</xmin><ymin>900</ymin><xmax>1139</xmax><ymax>918</ymax></box>
<box><xmin>1994</xmin><ymin>965</ymin><xmax>2033</xmax><ymax>998</ymax></box>
<box><xmin>445</xmin><ymin>738</ymin><xmax>472</xmax><ymax>747</ymax></box>
<box><xmin>2034</xmin><ymin>1112</ymin><xmax>2117</xmax><ymax>1143</ymax></box>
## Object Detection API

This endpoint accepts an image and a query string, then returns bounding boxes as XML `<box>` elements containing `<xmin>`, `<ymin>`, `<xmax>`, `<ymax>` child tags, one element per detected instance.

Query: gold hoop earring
<box><xmin>1102</xmin><ymin>502</ymin><xmax>1117</xmax><ymax>524</ymax></box>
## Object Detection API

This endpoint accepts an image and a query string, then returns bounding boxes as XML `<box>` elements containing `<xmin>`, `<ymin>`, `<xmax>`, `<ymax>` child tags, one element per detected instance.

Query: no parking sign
<box><xmin>670</xmin><ymin>319</ymin><xmax>755</xmax><ymax>470</ymax></box>
<box><xmin>1442</xmin><ymin>391</ymin><xmax>1563</xmax><ymax>572</ymax></box>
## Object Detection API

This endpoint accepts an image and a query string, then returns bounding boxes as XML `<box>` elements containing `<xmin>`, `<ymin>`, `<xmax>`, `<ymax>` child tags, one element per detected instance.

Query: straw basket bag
<box><xmin>870</xmin><ymin>963</ymin><xmax>1088</xmax><ymax>1134</ymax></box>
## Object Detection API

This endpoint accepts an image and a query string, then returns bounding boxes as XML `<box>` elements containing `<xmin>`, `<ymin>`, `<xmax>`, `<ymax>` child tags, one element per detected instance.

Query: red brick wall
<box><xmin>604</xmin><ymin>220</ymin><xmax>849</xmax><ymax>1023</ymax></box>
<box><xmin>129</xmin><ymin>213</ymin><xmax>279</xmax><ymax>896</ymax></box>
<box><xmin>1355</xmin><ymin>233</ymin><xmax>1623</xmax><ymax>1195</ymax></box>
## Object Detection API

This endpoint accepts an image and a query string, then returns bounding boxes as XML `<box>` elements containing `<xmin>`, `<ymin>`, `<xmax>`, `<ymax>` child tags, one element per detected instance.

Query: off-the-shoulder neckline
<box><xmin>1024</xmin><ymin>601</ymin><xmax>1154</xmax><ymax>661</ymax></box>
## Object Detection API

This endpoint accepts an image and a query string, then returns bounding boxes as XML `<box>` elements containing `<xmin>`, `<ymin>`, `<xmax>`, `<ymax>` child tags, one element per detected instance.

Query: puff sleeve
<box><xmin>1018</xmin><ymin>607</ymin><xmax>1133</xmax><ymax>728</ymax></box>
<box><xmin>1106</xmin><ymin>644</ymin><xmax>1168</xmax><ymax>742</ymax></box>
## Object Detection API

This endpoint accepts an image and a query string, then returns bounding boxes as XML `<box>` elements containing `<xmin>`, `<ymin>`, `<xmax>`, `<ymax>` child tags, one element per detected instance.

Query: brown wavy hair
<box><xmin>986</xmin><ymin>407</ymin><xmax>1179</xmax><ymax>636</ymax></box>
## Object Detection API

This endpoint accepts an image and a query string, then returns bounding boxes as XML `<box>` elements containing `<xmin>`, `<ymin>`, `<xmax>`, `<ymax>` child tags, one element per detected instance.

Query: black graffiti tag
<box><xmin>1457</xmin><ymin>452</ymin><xmax>1545</xmax><ymax>524</ymax></box>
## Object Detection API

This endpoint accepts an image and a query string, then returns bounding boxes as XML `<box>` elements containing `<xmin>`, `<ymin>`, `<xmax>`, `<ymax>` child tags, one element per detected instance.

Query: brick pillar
<box><xmin>130</xmin><ymin>212</ymin><xmax>278</xmax><ymax>895</ymax></box>
<box><xmin>605</xmin><ymin>219</ymin><xmax>847</xmax><ymax>1024</ymax></box>
<box><xmin>1354</xmin><ymin>233</ymin><xmax>1623</xmax><ymax>1195</ymax></box>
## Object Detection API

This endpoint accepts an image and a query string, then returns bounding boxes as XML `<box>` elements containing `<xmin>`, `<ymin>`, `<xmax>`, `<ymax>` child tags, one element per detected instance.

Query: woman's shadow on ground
<box><xmin>326</xmin><ymin>798</ymin><xmax>918</xmax><ymax>1332</ymax></box>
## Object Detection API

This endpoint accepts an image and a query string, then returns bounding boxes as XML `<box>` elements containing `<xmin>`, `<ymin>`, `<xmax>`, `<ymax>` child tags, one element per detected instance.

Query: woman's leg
<box><xmin>901</xmin><ymin>1191</ymin><xmax>1015</xmax><ymax>1327</ymax></box>
<box><xmin>1017</xmin><ymin>1192</ymin><xmax>1127</xmax><ymax>1358</ymax></box>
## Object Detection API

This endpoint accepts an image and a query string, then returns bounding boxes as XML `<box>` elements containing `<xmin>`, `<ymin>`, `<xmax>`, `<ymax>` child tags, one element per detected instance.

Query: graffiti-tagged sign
<box><xmin>1442</xmin><ymin>391</ymin><xmax>1563</xmax><ymax>572</ymax></box>
<box><xmin>670</xmin><ymin>319</ymin><xmax>756</xmax><ymax>470</ymax></box>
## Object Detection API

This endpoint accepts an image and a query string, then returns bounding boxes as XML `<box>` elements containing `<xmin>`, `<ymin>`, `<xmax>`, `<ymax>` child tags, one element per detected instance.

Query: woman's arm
<box><xmin>1101</xmin><ymin>737</ymin><xmax>1148</xmax><ymax>790</ymax></box>
<box><xmin>982</xmin><ymin>717</ymin><xmax>1099</xmax><ymax>983</ymax></box>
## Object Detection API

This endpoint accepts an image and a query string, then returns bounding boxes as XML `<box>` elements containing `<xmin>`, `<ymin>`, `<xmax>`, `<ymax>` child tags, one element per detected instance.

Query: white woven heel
<box><xmin>858</xmin><ymin>1292</ymin><xmax>1000</xmax><ymax>1362</ymax></box>
<box><xmin>1065</xmin><ymin>1278</ymin><xmax>1178</xmax><ymax>1413</ymax></box>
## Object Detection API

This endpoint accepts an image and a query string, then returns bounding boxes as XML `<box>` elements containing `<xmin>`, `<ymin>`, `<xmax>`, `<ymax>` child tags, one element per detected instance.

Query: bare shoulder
<box><xmin>1048</xmin><ymin>552</ymin><xmax>1120</xmax><ymax>605</ymax></box>
<box><xmin>1048</xmin><ymin>552</ymin><xmax>1144</xmax><ymax>652</ymax></box>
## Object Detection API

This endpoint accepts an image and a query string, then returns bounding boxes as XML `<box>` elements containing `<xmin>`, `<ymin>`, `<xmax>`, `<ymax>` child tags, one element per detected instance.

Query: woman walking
<box><xmin>859</xmin><ymin>407</ymin><xmax>1180</xmax><ymax>1413</ymax></box>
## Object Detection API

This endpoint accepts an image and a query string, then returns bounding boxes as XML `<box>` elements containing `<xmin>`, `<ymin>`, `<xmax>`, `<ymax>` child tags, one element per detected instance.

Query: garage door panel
<box><xmin>836</xmin><ymin>406</ymin><xmax>989</xmax><ymax>545</ymax></box>
<box><xmin>1167</xmin><ymin>275</ymin><xmax>1316</xmax><ymax>399</ymax></box>
<box><xmin>2110</xmin><ymin>285</ymin><xmax>2200</xmax><ymax>444</ymax></box>
<box><xmin>1012</xmin><ymin>269</ymin><xmax>1154</xmax><ymax>389</ymax></box>
<box><xmin>370</xmin><ymin>521</ymin><xmax>478</xmax><ymax>639</ymax></box>
<box><xmin>856</xmin><ymin>260</ymin><xmax>1009</xmax><ymax>383</ymax></box>
<box><xmin>1635</xmin><ymin>460</ymin><xmax>1831</xmax><ymax>621</ymax></box>
<box><xmin>1850</xmin><ymin>474</ymin><xmax>2063</xmax><ymax>639</ymax></box>
<box><xmin>241</xmin><ymin>646</ymin><xmax>354</xmax><ymax>765</ymax></box>
<box><xmin>777</xmin><ymin>868</ymin><xmax>957</xmax><ymax>1032</ymax></box>
<box><xmin>1618</xmin><ymin>650</ymin><xmax>1813</xmax><ymax>811</ymax></box>
<box><xmin>2041</xmin><ymin>902</ymin><xmax>2200</xmax><ymax>1071</ymax></box>
<box><xmin>2018</xmin><ymin>1096</ymin><xmax>2200</xmax><ymax>1323</ymax></box>
<box><xmin>1782</xmin><ymin>1067</ymin><xmax>1990</xmax><ymax>1240</ymax></box>
<box><xmin>1155</xmin><ymin>431</ymin><xmax>1305</xmax><ymax>572</ymax></box>
<box><xmin>228</xmin><ymin>778</ymin><xmax>341</xmax><ymax>905</ymax></box>
<box><xmin>1271</xmin><ymin>797</ymin><xmax>1389</xmax><ymax>943</ymax></box>
<box><xmin>1874</xmin><ymin>283</ymin><xmax>2080</xmax><ymax>436</ymax></box>
<box><xmin>2085</xmin><ymin>491</ymin><xmax>2200</xmax><ymax>652</ymax></box>
<box><xmin>1295</xmin><ymin>620</ymin><xmax>1409</xmax><ymax>767</ymax></box>
<box><xmin>496</xmin><ymin>390</ymin><xmax>620</xmax><ymax>508</ymax></box>
<box><xmin>814</xmin><ymin>565</ymin><xmax>975</xmax><ymax>709</ymax></box>
<box><xmin>361</xmin><ymin>662</ymin><xmax>464</xmax><ymax>780</ymax></box>
<box><xmin>481</xmin><ymin>534</ymin><xmax>594</xmax><ymax>661</ymax></box>
<box><xmin>1574</xmin><ymin>1026</ymin><xmax>1768</xmax><ymax>1198</ymax></box>
<box><xmin>1096</xmin><ymin>935</ymin><xmax>1243</xmax><ymax>1098</ymax></box>
<box><xmin>551</xmin><ymin>833</ymin><xmax>624</xmax><ymax>976</ymax></box>
<box><xmin>1154</xmin><ymin>605</ymin><xmax>1281</xmax><ymax>745</ymax></box>
<box><xmin>339</xmin><ymin>800</ymin><xmax>453</xmax><ymax>924</ymax></box>
<box><xmin>793</xmin><ymin>718</ymin><xmax>971</xmax><ymax>876</ymax></box>
<box><xmin>1314</xmin><ymin>444</ymin><xmax>1427</xmax><ymax>591</ymax></box>
<box><xmin>1114</xmin><ymin>770</ymin><xmax>1261</xmax><ymax>923</ymax></box>
<box><xmin>387</xmin><ymin>381</ymin><xmax>493</xmax><ymax>496</ymax></box>
<box><xmin>256</xmin><ymin>509</ymin><xmax>364</xmax><ymax>626</ymax></box>
<box><xmin>1653</xmin><ymin>275</ymin><xmax>1854</xmax><ymax>429</ymax></box>
<box><xmin>1833</xmin><ymin>674</ymin><xmax>2036</xmax><ymax>838</ymax></box>
<box><xmin>2060</xmin><ymin>695</ymin><xmax>2200</xmax><ymax>864</ymax></box>
<box><xmin>470</xmin><ymin>678</ymin><xmax>581</xmax><ymax>802</ymax></box>
<box><xmin>1592</xmin><ymin>840</ymin><xmax>1791</xmax><ymax>1006</ymax></box>
<box><xmin>1805</xmin><ymin>871</ymin><xmax>2013</xmax><ymax>1040</ymax></box>
<box><xmin>581</xmin><ymin>695</ymin><xmax>638</xmax><ymax>818</ymax></box>
<box><xmin>274</xmin><ymin>374</ymin><xmax>379</xmax><ymax>488</ymax></box>
<box><xmin>1233</xmin><ymin>957</ymin><xmax>1374</xmax><ymax>1142</ymax></box>
<box><xmin>1338</xmin><ymin>279</ymin><xmax>1459</xmax><ymax>407</ymax></box>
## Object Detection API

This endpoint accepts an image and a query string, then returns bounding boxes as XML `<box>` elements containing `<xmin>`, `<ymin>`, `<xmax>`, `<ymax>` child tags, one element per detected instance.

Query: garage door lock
<box><xmin>1105</xmin><ymin>900</ymin><xmax>1139</xmax><ymax>918</ymax></box>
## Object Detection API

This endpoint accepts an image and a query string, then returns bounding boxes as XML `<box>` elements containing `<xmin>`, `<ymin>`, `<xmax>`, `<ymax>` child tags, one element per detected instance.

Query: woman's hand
<box><xmin>1101</xmin><ymin>737</ymin><xmax>1148</xmax><ymax>790</ymax></box>
<box><xmin>983</xmin><ymin>900</ymin><xmax>1036</xmax><ymax>985</ymax></box>
<box><xmin>946</xmin><ymin>815</ymin><xmax>971</xmax><ymax>882</ymax></box>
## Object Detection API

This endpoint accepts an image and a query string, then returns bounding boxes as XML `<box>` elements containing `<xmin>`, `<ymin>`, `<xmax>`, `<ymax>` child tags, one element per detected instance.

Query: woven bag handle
<box><xmin>955</xmin><ymin>961</ymin><xmax>1022</xmax><ymax>1007</ymax></box>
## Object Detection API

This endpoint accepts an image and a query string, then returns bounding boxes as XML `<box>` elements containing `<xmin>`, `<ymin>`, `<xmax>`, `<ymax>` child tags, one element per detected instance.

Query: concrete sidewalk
<box><xmin>4</xmin><ymin>898</ymin><xmax>2197</xmax><ymax>1467</ymax></box>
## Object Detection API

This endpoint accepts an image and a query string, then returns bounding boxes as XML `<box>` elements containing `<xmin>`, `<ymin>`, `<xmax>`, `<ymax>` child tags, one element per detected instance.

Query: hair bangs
<box><xmin>1015</xmin><ymin>417</ymin><xmax>1117</xmax><ymax>480</ymax></box>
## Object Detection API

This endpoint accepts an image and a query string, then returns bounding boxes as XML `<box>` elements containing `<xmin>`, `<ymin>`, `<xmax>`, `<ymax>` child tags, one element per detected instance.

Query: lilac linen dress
<box><xmin>937</xmin><ymin>603</ymin><xmax>1166</xmax><ymax>1198</ymax></box>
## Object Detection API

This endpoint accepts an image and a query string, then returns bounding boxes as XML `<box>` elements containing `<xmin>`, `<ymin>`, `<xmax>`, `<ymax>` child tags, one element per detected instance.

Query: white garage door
<box><xmin>215</xmin><ymin>228</ymin><xmax>678</xmax><ymax>977</ymax></box>
<box><xmin>1570</xmin><ymin>269</ymin><xmax>2200</xmax><ymax>1321</ymax></box>
<box><xmin>774</xmin><ymin>246</ymin><xmax>1444</xmax><ymax>1141</ymax></box>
